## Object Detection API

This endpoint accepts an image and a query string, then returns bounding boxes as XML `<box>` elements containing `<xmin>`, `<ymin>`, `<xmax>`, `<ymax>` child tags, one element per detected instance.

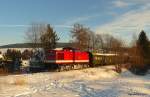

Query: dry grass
<box><xmin>13</xmin><ymin>77</ymin><xmax>27</xmax><ymax>85</ymax></box>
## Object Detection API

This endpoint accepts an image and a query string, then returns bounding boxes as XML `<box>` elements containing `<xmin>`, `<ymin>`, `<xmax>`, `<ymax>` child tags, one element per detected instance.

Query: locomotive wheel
<box><xmin>58</xmin><ymin>65</ymin><xmax>61</xmax><ymax>72</ymax></box>
<box><xmin>61</xmin><ymin>65</ymin><xmax>65</xmax><ymax>71</ymax></box>
<box><xmin>66</xmin><ymin>65</ymin><xmax>71</xmax><ymax>71</ymax></box>
<box><xmin>55</xmin><ymin>63</ymin><xmax>90</xmax><ymax>72</ymax></box>
<box><xmin>71</xmin><ymin>65</ymin><xmax>74</xmax><ymax>69</ymax></box>
<box><xmin>69</xmin><ymin>65</ymin><xmax>72</xmax><ymax>70</ymax></box>
<box><xmin>83</xmin><ymin>64</ymin><xmax>86</xmax><ymax>68</ymax></box>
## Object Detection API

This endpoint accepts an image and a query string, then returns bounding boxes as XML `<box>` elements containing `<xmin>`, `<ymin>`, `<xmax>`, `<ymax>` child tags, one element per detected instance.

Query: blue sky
<box><xmin>0</xmin><ymin>0</ymin><xmax>150</xmax><ymax>46</ymax></box>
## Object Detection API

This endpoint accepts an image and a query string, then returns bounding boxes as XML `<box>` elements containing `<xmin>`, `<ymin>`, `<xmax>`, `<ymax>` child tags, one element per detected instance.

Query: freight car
<box><xmin>92</xmin><ymin>53</ymin><xmax>117</xmax><ymax>66</ymax></box>
<box><xmin>92</xmin><ymin>53</ymin><xmax>128</xmax><ymax>67</ymax></box>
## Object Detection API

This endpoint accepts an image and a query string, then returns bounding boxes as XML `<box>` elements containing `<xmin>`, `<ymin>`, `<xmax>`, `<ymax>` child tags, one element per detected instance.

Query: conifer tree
<box><xmin>137</xmin><ymin>30</ymin><xmax>150</xmax><ymax>65</ymax></box>
<box><xmin>40</xmin><ymin>24</ymin><xmax>59</xmax><ymax>50</ymax></box>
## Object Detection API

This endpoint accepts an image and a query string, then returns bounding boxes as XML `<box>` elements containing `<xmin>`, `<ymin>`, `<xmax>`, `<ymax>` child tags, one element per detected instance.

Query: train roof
<box><xmin>51</xmin><ymin>47</ymin><xmax>77</xmax><ymax>51</ymax></box>
<box><xmin>93</xmin><ymin>53</ymin><xmax>118</xmax><ymax>56</ymax></box>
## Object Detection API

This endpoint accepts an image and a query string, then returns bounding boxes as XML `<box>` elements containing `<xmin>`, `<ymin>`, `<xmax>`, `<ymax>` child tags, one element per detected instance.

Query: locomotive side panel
<box><xmin>74</xmin><ymin>51</ymin><xmax>89</xmax><ymax>63</ymax></box>
<box><xmin>56</xmin><ymin>50</ymin><xmax>73</xmax><ymax>64</ymax></box>
<box><xmin>44</xmin><ymin>49</ymin><xmax>74</xmax><ymax>64</ymax></box>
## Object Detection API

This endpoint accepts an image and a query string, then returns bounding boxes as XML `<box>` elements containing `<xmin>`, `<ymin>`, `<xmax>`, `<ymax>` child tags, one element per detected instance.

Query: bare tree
<box><xmin>89</xmin><ymin>34</ymin><xmax>104</xmax><ymax>52</ymax></box>
<box><xmin>25</xmin><ymin>23</ymin><xmax>46</xmax><ymax>49</ymax></box>
<box><xmin>100</xmin><ymin>34</ymin><xmax>124</xmax><ymax>73</ymax></box>
<box><xmin>102</xmin><ymin>34</ymin><xmax>114</xmax><ymax>52</ymax></box>
<box><xmin>71</xmin><ymin>23</ymin><xmax>91</xmax><ymax>51</ymax></box>
<box><xmin>71</xmin><ymin>24</ymin><xmax>106</xmax><ymax>52</ymax></box>
<box><xmin>130</xmin><ymin>33</ymin><xmax>138</xmax><ymax>47</ymax></box>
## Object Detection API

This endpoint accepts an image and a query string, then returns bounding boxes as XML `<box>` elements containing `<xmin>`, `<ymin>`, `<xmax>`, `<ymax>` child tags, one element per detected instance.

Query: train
<box><xmin>0</xmin><ymin>47</ymin><xmax>129</xmax><ymax>73</ymax></box>
<box><xmin>29</xmin><ymin>47</ymin><xmax>128</xmax><ymax>72</ymax></box>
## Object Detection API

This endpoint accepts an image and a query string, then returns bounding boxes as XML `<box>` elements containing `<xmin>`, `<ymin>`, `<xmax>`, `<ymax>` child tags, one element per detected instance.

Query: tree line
<box><xmin>2</xmin><ymin>49</ymin><xmax>33</xmax><ymax>60</ymax></box>
<box><xmin>0</xmin><ymin>23</ymin><xmax>149</xmax><ymax>75</ymax></box>
<box><xmin>25</xmin><ymin>23</ymin><xmax>123</xmax><ymax>53</ymax></box>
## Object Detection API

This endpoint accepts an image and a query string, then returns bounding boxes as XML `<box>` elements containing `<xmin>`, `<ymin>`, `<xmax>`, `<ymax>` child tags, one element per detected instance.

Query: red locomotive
<box><xmin>44</xmin><ymin>47</ymin><xmax>90</xmax><ymax>71</ymax></box>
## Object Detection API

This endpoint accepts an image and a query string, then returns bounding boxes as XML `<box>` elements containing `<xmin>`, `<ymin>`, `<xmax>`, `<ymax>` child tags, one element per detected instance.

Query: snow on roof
<box><xmin>53</xmin><ymin>48</ymin><xmax>63</xmax><ymax>50</ymax></box>
<box><xmin>93</xmin><ymin>53</ymin><xmax>118</xmax><ymax>56</ymax></box>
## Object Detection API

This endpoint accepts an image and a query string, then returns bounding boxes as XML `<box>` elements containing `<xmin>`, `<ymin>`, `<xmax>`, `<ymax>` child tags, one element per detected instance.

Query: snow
<box><xmin>0</xmin><ymin>66</ymin><xmax>150</xmax><ymax>97</ymax></box>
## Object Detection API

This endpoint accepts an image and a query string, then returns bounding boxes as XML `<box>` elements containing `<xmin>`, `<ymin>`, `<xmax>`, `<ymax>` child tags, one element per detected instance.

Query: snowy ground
<box><xmin>0</xmin><ymin>66</ymin><xmax>150</xmax><ymax>97</ymax></box>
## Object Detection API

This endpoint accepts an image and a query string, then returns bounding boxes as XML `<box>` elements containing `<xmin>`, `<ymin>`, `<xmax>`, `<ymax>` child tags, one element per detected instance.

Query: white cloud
<box><xmin>0</xmin><ymin>8</ymin><xmax>110</xmax><ymax>29</ymax></box>
<box><xmin>113</xmin><ymin>0</ymin><xmax>150</xmax><ymax>8</ymax></box>
<box><xmin>95</xmin><ymin>4</ymin><xmax>150</xmax><ymax>40</ymax></box>
<box><xmin>0</xmin><ymin>24</ymin><xmax>73</xmax><ymax>29</ymax></box>
<box><xmin>54</xmin><ymin>25</ymin><xmax>72</xmax><ymax>28</ymax></box>
<box><xmin>113</xmin><ymin>0</ymin><xmax>129</xmax><ymax>8</ymax></box>
<box><xmin>63</xmin><ymin>14</ymin><xmax>102</xmax><ymax>25</ymax></box>
<box><xmin>0</xmin><ymin>24</ymin><xmax>30</xmax><ymax>28</ymax></box>
<box><xmin>131</xmin><ymin>0</ymin><xmax>150</xmax><ymax>4</ymax></box>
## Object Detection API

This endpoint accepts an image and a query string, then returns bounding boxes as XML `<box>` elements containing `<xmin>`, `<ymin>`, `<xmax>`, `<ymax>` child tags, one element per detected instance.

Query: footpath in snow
<box><xmin>0</xmin><ymin>66</ymin><xmax>150</xmax><ymax>97</ymax></box>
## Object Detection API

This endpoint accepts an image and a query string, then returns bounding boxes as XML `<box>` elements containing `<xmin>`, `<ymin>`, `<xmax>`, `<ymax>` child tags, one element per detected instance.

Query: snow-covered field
<box><xmin>0</xmin><ymin>66</ymin><xmax>150</xmax><ymax>97</ymax></box>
